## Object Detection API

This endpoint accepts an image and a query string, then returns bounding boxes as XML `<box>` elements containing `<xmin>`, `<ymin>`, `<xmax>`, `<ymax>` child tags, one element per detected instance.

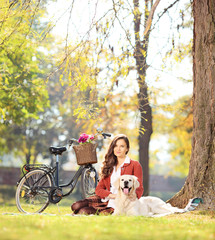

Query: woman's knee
<box><xmin>78</xmin><ymin>207</ymin><xmax>97</xmax><ymax>215</ymax></box>
<box><xmin>71</xmin><ymin>199</ymin><xmax>88</xmax><ymax>212</ymax></box>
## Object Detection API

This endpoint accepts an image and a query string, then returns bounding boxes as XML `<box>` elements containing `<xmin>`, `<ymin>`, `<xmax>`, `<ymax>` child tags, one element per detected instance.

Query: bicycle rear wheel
<box><xmin>16</xmin><ymin>169</ymin><xmax>52</xmax><ymax>213</ymax></box>
<box><xmin>81</xmin><ymin>167</ymin><xmax>98</xmax><ymax>198</ymax></box>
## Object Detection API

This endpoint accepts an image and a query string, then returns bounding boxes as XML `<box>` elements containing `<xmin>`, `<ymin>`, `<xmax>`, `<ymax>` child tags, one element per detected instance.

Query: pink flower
<box><xmin>90</xmin><ymin>135</ymin><xmax>94</xmax><ymax>140</ymax></box>
<box><xmin>78</xmin><ymin>133</ymin><xmax>88</xmax><ymax>143</ymax></box>
<box><xmin>78</xmin><ymin>133</ymin><xmax>94</xmax><ymax>144</ymax></box>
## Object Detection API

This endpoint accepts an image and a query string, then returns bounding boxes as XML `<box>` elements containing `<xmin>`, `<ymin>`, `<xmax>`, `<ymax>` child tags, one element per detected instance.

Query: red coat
<box><xmin>95</xmin><ymin>160</ymin><xmax>144</xmax><ymax>199</ymax></box>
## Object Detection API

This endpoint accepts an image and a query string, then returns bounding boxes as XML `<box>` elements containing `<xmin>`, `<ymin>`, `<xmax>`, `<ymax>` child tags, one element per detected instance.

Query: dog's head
<box><xmin>114</xmin><ymin>175</ymin><xmax>140</xmax><ymax>195</ymax></box>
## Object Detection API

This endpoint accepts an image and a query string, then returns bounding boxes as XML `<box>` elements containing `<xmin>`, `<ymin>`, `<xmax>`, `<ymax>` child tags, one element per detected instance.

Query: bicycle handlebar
<box><xmin>68</xmin><ymin>138</ymin><xmax>79</xmax><ymax>145</ymax></box>
<box><xmin>102</xmin><ymin>133</ymin><xmax>111</xmax><ymax>139</ymax></box>
<box><xmin>68</xmin><ymin>128</ymin><xmax>111</xmax><ymax>146</ymax></box>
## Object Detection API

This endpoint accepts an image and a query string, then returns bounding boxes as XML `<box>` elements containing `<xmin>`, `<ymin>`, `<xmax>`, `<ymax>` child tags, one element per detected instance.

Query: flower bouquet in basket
<box><xmin>73</xmin><ymin>133</ymin><xmax>98</xmax><ymax>165</ymax></box>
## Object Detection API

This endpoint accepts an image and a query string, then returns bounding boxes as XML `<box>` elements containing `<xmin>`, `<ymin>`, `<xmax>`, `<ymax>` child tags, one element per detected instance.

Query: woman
<box><xmin>71</xmin><ymin>134</ymin><xmax>144</xmax><ymax>215</ymax></box>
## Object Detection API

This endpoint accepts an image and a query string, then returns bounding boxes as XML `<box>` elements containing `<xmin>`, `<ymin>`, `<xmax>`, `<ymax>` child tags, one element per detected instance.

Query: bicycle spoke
<box><xmin>81</xmin><ymin>168</ymin><xmax>97</xmax><ymax>198</ymax></box>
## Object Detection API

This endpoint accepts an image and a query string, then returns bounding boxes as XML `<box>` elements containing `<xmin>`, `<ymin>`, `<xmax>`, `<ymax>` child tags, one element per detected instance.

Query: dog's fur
<box><xmin>113</xmin><ymin>175</ymin><xmax>185</xmax><ymax>216</ymax></box>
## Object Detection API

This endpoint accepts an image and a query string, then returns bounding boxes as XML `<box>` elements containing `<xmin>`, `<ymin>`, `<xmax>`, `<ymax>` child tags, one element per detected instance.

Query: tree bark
<box><xmin>167</xmin><ymin>0</ymin><xmax>215</xmax><ymax>209</ymax></box>
<box><xmin>138</xmin><ymin>86</ymin><xmax>153</xmax><ymax>196</ymax></box>
<box><xmin>133</xmin><ymin>0</ymin><xmax>154</xmax><ymax>196</ymax></box>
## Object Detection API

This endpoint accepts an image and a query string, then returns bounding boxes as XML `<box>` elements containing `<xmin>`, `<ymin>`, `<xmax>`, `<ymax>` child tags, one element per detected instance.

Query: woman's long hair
<box><xmin>100</xmin><ymin>134</ymin><xmax>130</xmax><ymax>178</ymax></box>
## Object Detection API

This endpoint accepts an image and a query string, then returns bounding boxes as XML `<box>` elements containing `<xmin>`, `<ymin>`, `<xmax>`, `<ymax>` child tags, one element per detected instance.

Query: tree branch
<box><xmin>65</xmin><ymin>0</ymin><xmax>75</xmax><ymax>54</ymax></box>
<box><xmin>153</xmin><ymin>0</ymin><xmax>180</xmax><ymax>27</ymax></box>
<box><xmin>143</xmin><ymin>0</ymin><xmax>161</xmax><ymax>36</ymax></box>
<box><xmin>112</xmin><ymin>0</ymin><xmax>134</xmax><ymax>48</ymax></box>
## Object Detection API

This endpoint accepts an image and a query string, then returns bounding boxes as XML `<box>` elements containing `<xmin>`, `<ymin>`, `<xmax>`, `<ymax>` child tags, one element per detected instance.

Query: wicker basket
<box><xmin>73</xmin><ymin>143</ymin><xmax>98</xmax><ymax>165</ymax></box>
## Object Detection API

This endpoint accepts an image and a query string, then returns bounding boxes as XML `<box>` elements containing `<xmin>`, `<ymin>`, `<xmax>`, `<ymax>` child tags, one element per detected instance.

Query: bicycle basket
<box><xmin>73</xmin><ymin>143</ymin><xmax>97</xmax><ymax>165</ymax></box>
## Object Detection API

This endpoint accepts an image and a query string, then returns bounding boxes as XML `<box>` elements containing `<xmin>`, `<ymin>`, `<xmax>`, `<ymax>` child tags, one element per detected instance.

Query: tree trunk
<box><xmin>167</xmin><ymin>0</ymin><xmax>215</xmax><ymax>209</ymax></box>
<box><xmin>26</xmin><ymin>153</ymin><xmax>31</xmax><ymax>165</ymax></box>
<box><xmin>138</xmin><ymin>86</ymin><xmax>153</xmax><ymax>196</ymax></box>
<box><xmin>133</xmin><ymin>0</ymin><xmax>153</xmax><ymax>195</ymax></box>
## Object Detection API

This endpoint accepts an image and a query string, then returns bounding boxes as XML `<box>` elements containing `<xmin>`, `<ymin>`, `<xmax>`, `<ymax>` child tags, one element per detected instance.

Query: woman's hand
<box><xmin>108</xmin><ymin>194</ymin><xmax>117</xmax><ymax>199</ymax></box>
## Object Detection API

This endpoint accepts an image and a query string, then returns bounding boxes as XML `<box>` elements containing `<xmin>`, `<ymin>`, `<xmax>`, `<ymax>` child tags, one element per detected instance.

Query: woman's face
<box><xmin>113</xmin><ymin>139</ymin><xmax>128</xmax><ymax>158</ymax></box>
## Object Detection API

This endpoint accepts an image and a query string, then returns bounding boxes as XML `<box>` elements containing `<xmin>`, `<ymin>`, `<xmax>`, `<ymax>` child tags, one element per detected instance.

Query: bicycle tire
<box><xmin>81</xmin><ymin>167</ymin><xmax>98</xmax><ymax>199</ymax></box>
<box><xmin>15</xmin><ymin>169</ymin><xmax>52</xmax><ymax>213</ymax></box>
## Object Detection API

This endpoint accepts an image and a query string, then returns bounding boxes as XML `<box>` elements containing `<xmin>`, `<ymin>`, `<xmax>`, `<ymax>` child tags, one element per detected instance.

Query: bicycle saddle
<box><xmin>49</xmin><ymin>146</ymin><xmax>67</xmax><ymax>155</ymax></box>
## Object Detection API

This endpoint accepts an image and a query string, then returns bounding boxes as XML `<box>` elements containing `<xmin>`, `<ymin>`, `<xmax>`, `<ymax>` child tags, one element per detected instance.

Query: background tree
<box><xmin>0</xmin><ymin>43</ymin><xmax>98</xmax><ymax>165</ymax></box>
<box><xmin>0</xmin><ymin>0</ymin><xmax>51</xmax><ymax>123</ymax></box>
<box><xmin>168</xmin><ymin>0</ymin><xmax>215</xmax><ymax>209</ymax></box>
<box><xmin>151</xmin><ymin>96</ymin><xmax>193</xmax><ymax>177</ymax></box>
<box><xmin>149</xmin><ymin>1</ymin><xmax>193</xmax><ymax>179</ymax></box>
<box><xmin>132</xmin><ymin>0</ymin><xmax>155</xmax><ymax>195</ymax></box>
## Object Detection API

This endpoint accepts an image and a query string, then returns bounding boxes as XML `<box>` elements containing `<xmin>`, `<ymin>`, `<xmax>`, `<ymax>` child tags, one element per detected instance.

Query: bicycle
<box><xmin>15</xmin><ymin>128</ymin><xmax>111</xmax><ymax>214</ymax></box>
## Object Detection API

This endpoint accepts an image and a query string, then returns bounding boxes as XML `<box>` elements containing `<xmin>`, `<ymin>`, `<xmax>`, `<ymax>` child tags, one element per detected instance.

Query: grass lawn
<box><xmin>0</xmin><ymin>202</ymin><xmax>215</xmax><ymax>240</ymax></box>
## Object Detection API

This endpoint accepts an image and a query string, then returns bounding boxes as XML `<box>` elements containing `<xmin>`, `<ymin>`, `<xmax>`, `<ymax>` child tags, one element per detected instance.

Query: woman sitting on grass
<box><xmin>71</xmin><ymin>134</ymin><xmax>144</xmax><ymax>215</ymax></box>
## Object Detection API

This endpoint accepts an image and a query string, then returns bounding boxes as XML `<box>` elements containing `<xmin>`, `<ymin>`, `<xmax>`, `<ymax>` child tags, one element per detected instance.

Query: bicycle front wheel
<box><xmin>16</xmin><ymin>169</ymin><xmax>52</xmax><ymax>214</ymax></box>
<box><xmin>81</xmin><ymin>167</ymin><xmax>98</xmax><ymax>198</ymax></box>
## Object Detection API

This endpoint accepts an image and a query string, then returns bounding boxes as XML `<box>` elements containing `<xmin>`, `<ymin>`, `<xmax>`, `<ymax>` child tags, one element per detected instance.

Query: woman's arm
<box><xmin>133</xmin><ymin>161</ymin><xmax>144</xmax><ymax>198</ymax></box>
<box><xmin>95</xmin><ymin>177</ymin><xmax>112</xmax><ymax>199</ymax></box>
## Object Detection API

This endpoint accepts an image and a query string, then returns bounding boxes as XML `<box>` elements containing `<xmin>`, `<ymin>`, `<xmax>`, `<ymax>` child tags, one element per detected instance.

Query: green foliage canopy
<box><xmin>0</xmin><ymin>0</ymin><xmax>50</xmax><ymax>124</ymax></box>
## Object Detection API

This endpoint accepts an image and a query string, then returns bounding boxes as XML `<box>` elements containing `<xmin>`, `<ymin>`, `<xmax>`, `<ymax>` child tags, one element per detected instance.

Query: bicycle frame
<box><xmin>18</xmin><ymin>160</ymin><xmax>96</xmax><ymax>199</ymax></box>
<box><xmin>55</xmin><ymin>160</ymin><xmax>96</xmax><ymax>198</ymax></box>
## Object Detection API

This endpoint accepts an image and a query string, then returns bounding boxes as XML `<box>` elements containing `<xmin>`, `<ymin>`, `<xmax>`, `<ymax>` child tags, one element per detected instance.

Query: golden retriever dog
<box><xmin>113</xmin><ymin>175</ymin><xmax>186</xmax><ymax>216</ymax></box>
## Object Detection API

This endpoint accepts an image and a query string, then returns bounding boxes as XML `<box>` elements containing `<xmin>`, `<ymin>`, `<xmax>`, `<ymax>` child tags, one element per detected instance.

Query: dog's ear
<box><xmin>113</xmin><ymin>177</ymin><xmax>121</xmax><ymax>190</ymax></box>
<box><xmin>133</xmin><ymin>176</ymin><xmax>140</xmax><ymax>190</ymax></box>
